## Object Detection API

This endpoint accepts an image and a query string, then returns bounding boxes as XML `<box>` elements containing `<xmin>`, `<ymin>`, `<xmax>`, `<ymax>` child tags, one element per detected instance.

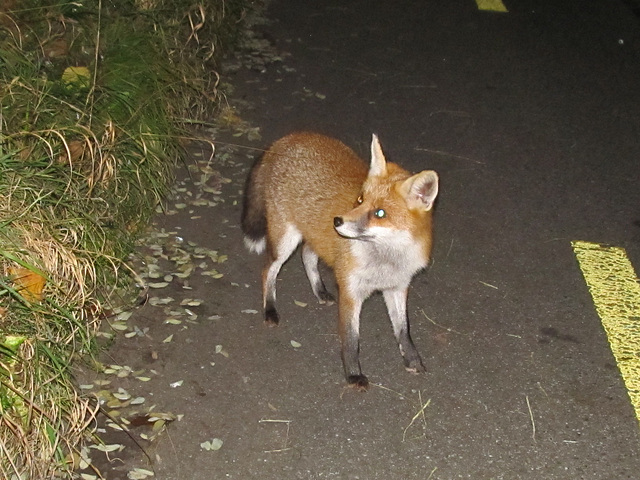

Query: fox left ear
<box><xmin>369</xmin><ymin>134</ymin><xmax>387</xmax><ymax>177</ymax></box>
<box><xmin>401</xmin><ymin>170</ymin><xmax>439</xmax><ymax>211</ymax></box>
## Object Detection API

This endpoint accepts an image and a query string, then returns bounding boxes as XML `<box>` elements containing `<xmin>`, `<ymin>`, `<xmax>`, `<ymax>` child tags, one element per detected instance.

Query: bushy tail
<box><xmin>241</xmin><ymin>158</ymin><xmax>267</xmax><ymax>254</ymax></box>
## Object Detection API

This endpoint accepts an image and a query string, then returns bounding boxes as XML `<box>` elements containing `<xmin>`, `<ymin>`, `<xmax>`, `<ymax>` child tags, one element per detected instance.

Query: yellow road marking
<box><xmin>572</xmin><ymin>241</ymin><xmax>640</xmax><ymax>426</ymax></box>
<box><xmin>475</xmin><ymin>0</ymin><xmax>508</xmax><ymax>13</ymax></box>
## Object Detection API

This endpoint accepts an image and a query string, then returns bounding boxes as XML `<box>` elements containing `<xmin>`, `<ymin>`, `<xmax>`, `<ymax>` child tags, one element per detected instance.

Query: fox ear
<box><xmin>401</xmin><ymin>170</ymin><xmax>439</xmax><ymax>211</ymax></box>
<box><xmin>369</xmin><ymin>134</ymin><xmax>387</xmax><ymax>177</ymax></box>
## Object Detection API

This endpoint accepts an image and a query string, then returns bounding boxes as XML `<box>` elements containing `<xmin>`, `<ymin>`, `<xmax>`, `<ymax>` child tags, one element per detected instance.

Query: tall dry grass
<box><xmin>0</xmin><ymin>0</ymin><xmax>253</xmax><ymax>477</ymax></box>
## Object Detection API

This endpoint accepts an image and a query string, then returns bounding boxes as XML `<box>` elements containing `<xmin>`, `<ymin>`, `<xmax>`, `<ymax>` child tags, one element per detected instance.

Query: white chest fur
<box><xmin>347</xmin><ymin>228</ymin><xmax>427</xmax><ymax>296</ymax></box>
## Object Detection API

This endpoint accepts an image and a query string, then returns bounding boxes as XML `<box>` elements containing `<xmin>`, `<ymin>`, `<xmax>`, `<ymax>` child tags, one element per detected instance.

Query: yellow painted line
<box><xmin>572</xmin><ymin>241</ymin><xmax>640</xmax><ymax>426</ymax></box>
<box><xmin>475</xmin><ymin>0</ymin><xmax>508</xmax><ymax>13</ymax></box>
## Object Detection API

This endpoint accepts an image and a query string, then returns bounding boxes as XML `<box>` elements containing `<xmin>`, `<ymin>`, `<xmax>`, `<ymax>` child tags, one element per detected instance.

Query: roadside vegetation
<box><xmin>0</xmin><ymin>0</ymin><xmax>252</xmax><ymax>477</ymax></box>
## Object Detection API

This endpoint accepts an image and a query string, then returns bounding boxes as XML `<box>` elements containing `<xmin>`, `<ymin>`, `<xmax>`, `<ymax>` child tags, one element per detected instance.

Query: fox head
<box><xmin>333</xmin><ymin>134</ymin><xmax>439</xmax><ymax>245</ymax></box>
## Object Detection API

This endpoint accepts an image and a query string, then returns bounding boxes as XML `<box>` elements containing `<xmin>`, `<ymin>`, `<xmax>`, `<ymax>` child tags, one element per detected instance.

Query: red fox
<box><xmin>241</xmin><ymin>132</ymin><xmax>438</xmax><ymax>390</ymax></box>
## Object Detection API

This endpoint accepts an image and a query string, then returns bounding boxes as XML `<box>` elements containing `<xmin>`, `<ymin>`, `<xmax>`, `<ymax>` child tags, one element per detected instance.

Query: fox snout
<box><xmin>333</xmin><ymin>215</ymin><xmax>352</xmax><ymax>238</ymax></box>
<box><xmin>334</xmin><ymin>214</ymin><xmax>367</xmax><ymax>239</ymax></box>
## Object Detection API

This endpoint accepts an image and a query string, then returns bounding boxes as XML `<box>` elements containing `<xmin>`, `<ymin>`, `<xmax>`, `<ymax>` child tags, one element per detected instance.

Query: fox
<box><xmin>241</xmin><ymin>132</ymin><xmax>439</xmax><ymax>390</ymax></box>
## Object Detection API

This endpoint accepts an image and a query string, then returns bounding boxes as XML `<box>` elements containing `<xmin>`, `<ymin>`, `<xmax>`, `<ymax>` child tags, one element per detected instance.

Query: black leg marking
<box><xmin>399</xmin><ymin>330</ymin><xmax>426</xmax><ymax>373</ymax></box>
<box><xmin>265</xmin><ymin>301</ymin><xmax>279</xmax><ymax>327</ymax></box>
<box><xmin>316</xmin><ymin>284</ymin><xmax>336</xmax><ymax>305</ymax></box>
<box><xmin>383</xmin><ymin>288</ymin><xmax>426</xmax><ymax>376</ymax></box>
<box><xmin>346</xmin><ymin>374</ymin><xmax>369</xmax><ymax>391</ymax></box>
<box><xmin>404</xmin><ymin>352</ymin><xmax>426</xmax><ymax>374</ymax></box>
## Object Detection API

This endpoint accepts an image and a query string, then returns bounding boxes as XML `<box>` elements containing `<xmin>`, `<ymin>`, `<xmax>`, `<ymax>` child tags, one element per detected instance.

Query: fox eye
<box><xmin>356</xmin><ymin>195</ymin><xmax>363</xmax><ymax>204</ymax></box>
<box><xmin>374</xmin><ymin>208</ymin><xmax>386</xmax><ymax>218</ymax></box>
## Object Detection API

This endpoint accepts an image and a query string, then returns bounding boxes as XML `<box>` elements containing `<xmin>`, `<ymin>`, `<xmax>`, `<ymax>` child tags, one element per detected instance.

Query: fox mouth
<box><xmin>334</xmin><ymin>226</ymin><xmax>373</xmax><ymax>241</ymax></box>
<box><xmin>334</xmin><ymin>216</ymin><xmax>369</xmax><ymax>240</ymax></box>
<box><xmin>336</xmin><ymin>231</ymin><xmax>370</xmax><ymax>240</ymax></box>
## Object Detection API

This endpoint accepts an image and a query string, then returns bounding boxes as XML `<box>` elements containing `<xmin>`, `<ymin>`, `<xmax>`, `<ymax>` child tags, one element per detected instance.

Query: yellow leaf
<box><xmin>9</xmin><ymin>267</ymin><xmax>46</xmax><ymax>302</ymax></box>
<box><xmin>62</xmin><ymin>66</ymin><xmax>91</xmax><ymax>87</ymax></box>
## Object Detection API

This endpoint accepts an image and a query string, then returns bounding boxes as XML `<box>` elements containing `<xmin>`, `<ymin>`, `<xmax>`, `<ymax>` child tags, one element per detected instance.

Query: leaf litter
<box><xmin>77</xmin><ymin>8</ymin><xmax>293</xmax><ymax>476</ymax></box>
<box><xmin>79</xmin><ymin>140</ymin><xmax>246</xmax><ymax>477</ymax></box>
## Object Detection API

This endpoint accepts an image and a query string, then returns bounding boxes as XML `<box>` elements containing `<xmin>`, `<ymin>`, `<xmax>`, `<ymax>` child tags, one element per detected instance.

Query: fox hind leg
<box><xmin>262</xmin><ymin>224</ymin><xmax>302</xmax><ymax>326</ymax></box>
<box><xmin>302</xmin><ymin>244</ymin><xmax>335</xmax><ymax>304</ymax></box>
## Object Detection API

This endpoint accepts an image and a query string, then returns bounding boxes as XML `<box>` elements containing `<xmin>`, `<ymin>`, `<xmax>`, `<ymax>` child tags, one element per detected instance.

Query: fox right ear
<box><xmin>369</xmin><ymin>134</ymin><xmax>387</xmax><ymax>177</ymax></box>
<box><xmin>401</xmin><ymin>170</ymin><xmax>439</xmax><ymax>211</ymax></box>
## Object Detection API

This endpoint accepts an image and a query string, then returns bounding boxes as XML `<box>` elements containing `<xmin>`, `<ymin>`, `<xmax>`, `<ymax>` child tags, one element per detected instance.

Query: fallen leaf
<box><xmin>127</xmin><ymin>467</ymin><xmax>155</xmax><ymax>479</ymax></box>
<box><xmin>200</xmin><ymin>438</ymin><xmax>223</xmax><ymax>451</ymax></box>
<box><xmin>62</xmin><ymin>66</ymin><xmax>90</xmax><ymax>87</ymax></box>
<box><xmin>1</xmin><ymin>335</ymin><xmax>26</xmax><ymax>353</ymax></box>
<box><xmin>148</xmin><ymin>412</ymin><xmax>176</xmax><ymax>422</ymax></box>
<box><xmin>215</xmin><ymin>345</ymin><xmax>229</xmax><ymax>357</ymax></box>
<box><xmin>113</xmin><ymin>389</ymin><xmax>131</xmax><ymax>401</ymax></box>
<box><xmin>9</xmin><ymin>267</ymin><xmax>46</xmax><ymax>302</ymax></box>
<box><xmin>90</xmin><ymin>443</ymin><xmax>124</xmax><ymax>453</ymax></box>
<box><xmin>116</xmin><ymin>311</ymin><xmax>133</xmax><ymax>322</ymax></box>
<box><xmin>149</xmin><ymin>296</ymin><xmax>174</xmax><ymax>306</ymax></box>
<box><xmin>106</xmin><ymin>398</ymin><xmax>123</xmax><ymax>409</ymax></box>
<box><xmin>181</xmin><ymin>299</ymin><xmax>203</xmax><ymax>307</ymax></box>
<box><xmin>107</xmin><ymin>421</ymin><xmax>124</xmax><ymax>431</ymax></box>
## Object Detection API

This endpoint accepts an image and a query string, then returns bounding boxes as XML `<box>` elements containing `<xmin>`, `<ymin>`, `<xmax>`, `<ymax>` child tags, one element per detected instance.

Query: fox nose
<box><xmin>333</xmin><ymin>217</ymin><xmax>344</xmax><ymax>227</ymax></box>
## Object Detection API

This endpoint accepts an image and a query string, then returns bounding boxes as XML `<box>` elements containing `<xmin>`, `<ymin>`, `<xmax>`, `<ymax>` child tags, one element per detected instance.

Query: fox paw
<box><xmin>264</xmin><ymin>306</ymin><xmax>280</xmax><ymax>327</ymax></box>
<box><xmin>346</xmin><ymin>374</ymin><xmax>369</xmax><ymax>391</ymax></box>
<box><xmin>405</xmin><ymin>359</ymin><xmax>426</xmax><ymax>374</ymax></box>
<box><xmin>318</xmin><ymin>291</ymin><xmax>336</xmax><ymax>305</ymax></box>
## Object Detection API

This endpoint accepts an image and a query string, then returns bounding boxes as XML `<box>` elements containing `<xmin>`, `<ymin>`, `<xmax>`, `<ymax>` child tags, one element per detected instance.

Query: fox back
<box><xmin>241</xmin><ymin>132</ymin><xmax>438</xmax><ymax>389</ymax></box>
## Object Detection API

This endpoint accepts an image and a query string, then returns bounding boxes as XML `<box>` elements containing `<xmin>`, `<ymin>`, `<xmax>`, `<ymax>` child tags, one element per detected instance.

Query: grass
<box><xmin>0</xmin><ymin>0</ymin><xmax>253</xmax><ymax>477</ymax></box>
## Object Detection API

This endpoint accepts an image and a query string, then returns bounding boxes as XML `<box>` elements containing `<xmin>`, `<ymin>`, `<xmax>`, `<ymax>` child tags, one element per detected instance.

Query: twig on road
<box><xmin>526</xmin><ymin>395</ymin><xmax>536</xmax><ymax>444</ymax></box>
<box><xmin>402</xmin><ymin>392</ymin><xmax>431</xmax><ymax>442</ymax></box>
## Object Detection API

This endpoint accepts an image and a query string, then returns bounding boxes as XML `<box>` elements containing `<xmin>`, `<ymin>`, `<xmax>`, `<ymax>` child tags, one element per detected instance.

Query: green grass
<box><xmin>0</xmin><ymin>0</ymin><xmax>253</xmax><ymax>477</ymax></box>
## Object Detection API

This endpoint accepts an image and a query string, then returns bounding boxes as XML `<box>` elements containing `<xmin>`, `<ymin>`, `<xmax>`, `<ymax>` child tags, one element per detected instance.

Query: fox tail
<box><xmin>241</xmin><ymin>158</ymin><xmax>267</xmax><ymax>254</ymax></box>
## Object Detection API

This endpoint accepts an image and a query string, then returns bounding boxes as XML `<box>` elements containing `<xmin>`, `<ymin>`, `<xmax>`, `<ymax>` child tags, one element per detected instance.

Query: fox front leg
<box><xmin>383</xmin><ymin>288</ymin><xmax>426</xmax><ymax>374</ymax></box>
<box><xmin>338</xmin><ymin>293</ymin><xmax>368</xmax><ymax>390</ymax></box>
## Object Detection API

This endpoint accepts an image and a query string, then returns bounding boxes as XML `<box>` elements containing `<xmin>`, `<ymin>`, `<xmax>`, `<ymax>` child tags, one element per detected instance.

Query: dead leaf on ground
<box><xmin>9</xmin><ymin>266</ymin><xmax>46</xmax><ymax>302</ymax></box>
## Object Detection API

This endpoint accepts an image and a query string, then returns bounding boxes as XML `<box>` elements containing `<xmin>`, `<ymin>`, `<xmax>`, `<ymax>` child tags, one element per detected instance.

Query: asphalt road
<box><xmin>85</xmin><ymin>1</ymin><xmax>640</xmax><ymax>478</ymax></box>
